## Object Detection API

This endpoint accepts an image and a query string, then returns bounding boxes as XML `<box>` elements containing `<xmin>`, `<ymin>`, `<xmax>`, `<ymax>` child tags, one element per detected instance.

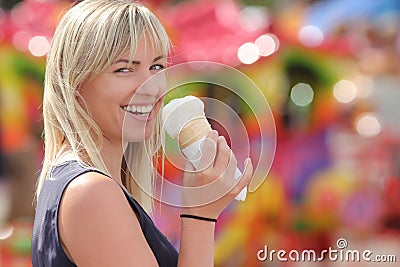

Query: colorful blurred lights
<box><xmin>13</xmin><ymin>31</ymin><xmax>31</xmax><ymax>52</ymax></box>
<box><xmin>255</xmin><ymin>34</ymin><xmax>279</xmax><ymax>57</ymax></box>
<box><xmin>356</xmin><ymin>114</ymin><xmax>381</xmax><ymax>138</ymax></box>
<box><xmin>237</xmin><ymin>42</ymin><xmax>259</xmax><ymax>64</ymax></box>
<box><xmin>237</xmin><ymin>34</ymin><xmax>278</xmax><ymax>64</ymax></box>
<box><xmin>238</xmin><ymin>6</ymin><xmax>269</xmax><ymax>32</ymax></box>
<box><xmin>28</xmin><ymin>36</ymin><xmax>50</xmax><ymax>57</ymax></box>
<box><xmin>290</xmin><ymin>83</ymin><xmax>314</xmax><ymax>107</ymax></box>
<box><xmin>11</xmin><ymin>2</ymin><xmax>33</xmax><ymax>26</ymax></box>
<box><xmin>333</xmin><ymin>80</ymin><xmax>357</xmax><ymax>103</ymax></box>
<box><xmin>298</xmin><ymin>25</ymin><xmax>324</xmax><ymax>47</ymax></box>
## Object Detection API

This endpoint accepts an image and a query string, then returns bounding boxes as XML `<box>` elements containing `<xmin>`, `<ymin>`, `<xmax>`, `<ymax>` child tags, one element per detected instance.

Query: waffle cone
<box><xmin>178</xmin><ymin>117</ymin><xmax>212</xmax><ymax>149</ymax></box>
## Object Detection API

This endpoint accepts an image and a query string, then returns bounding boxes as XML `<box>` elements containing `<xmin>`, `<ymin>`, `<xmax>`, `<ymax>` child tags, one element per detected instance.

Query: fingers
<box><xmin>198</xmin><ymin>134</ymin><xmax>237</xmax><ymax>186</ymax></box>
<box><xmin>188</xmin><ymin>130</ymin><xmax>251</xmax><ymax>198</ymax></box>
<box><xmin>232</xmin><ymin>158</ymin><xmax>253</xmax><ymax>196</ymax></box>
<box><xmin>213</xmin><ymin>136</ymin><xmax>234</xmax><ymax>172</ymax></box>
<box><xmin>206</xmin><ymin>130</ymin><xmax>219</xmax><ymax>142</ymax></box>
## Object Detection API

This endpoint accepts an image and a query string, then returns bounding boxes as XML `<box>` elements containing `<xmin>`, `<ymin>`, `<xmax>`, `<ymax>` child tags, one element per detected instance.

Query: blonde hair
<box><xmin>36</xmin><ymin>0</ymin><xmax>170</xmax><ymax>213</ymax></box>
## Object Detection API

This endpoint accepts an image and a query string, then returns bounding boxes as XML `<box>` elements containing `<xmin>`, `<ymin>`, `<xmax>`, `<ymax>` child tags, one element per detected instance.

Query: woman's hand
<box><xmin>181</xmin><ymin>130</ymin><xmax>253</xmax><ymax>220</ymax></box>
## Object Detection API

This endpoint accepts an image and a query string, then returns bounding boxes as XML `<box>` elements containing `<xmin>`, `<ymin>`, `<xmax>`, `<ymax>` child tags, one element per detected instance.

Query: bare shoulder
<box><xmin>58</xmin><ymin>171</ymin><xmax>157</xmax><ymax>267</ymax></box>
<box><xmin>62</xmin><ymin>171</ymin><xmax>125</xmax><ymax>209</ymax></box>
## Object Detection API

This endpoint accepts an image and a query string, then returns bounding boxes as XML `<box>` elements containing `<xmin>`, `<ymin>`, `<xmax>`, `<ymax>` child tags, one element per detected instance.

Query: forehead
<box><xmin>115</xmin><ymin>36</ymin><xmax>165</xmax><ymax>61</ymax></box>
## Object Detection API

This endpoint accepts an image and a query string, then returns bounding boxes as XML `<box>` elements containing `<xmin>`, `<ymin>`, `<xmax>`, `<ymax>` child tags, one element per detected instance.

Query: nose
<box><xmin>136</xmin><ymin>70</ymin><xmax>166</xmax><ymax>97</ymax></box>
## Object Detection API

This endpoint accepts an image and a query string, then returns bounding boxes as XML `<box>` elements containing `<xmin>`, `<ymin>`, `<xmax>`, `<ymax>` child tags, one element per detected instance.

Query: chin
<box><xmin>122</xmin><ymin>132</ymin><xmax>149</xmax><ymax>142</ymax></box>
<box><xmin>122</xmin><ymin>125</ymin><xmax>154</xmax><ymax>142</ymax></box>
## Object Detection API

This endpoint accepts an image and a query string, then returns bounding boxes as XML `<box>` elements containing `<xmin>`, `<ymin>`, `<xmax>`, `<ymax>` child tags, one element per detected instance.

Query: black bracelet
<box><xmin>180</xmin><ymin>214</ymin><xmax>217</xmax><ymax>223</ymax></box>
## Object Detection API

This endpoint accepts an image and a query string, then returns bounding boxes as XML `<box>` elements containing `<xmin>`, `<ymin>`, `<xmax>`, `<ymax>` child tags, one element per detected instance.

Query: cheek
<box><xmin>79</xmin><ymin>93</ymin><xmax>124</xmax><ymax>138</ymax></box>
<box><xmin>155</xmin><ymin>72</ymin><xmax>168</xmax><ymax>96</ymax></box>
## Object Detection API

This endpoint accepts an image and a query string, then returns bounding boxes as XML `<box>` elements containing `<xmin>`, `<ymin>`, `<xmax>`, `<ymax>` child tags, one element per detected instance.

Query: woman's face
<box><xmin>79</xmin><ymin>37</ymin><xmax>167</xmax><ymax>143</ymax></box>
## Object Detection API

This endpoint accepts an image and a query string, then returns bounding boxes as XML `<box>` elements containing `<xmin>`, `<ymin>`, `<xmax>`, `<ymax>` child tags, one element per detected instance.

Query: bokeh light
<box><xmin>10</xmin><ymin>2</ymin><xmax>32</xmax><ymax>26</ymax></box>
<box><xmin>255</xmin><ymin>34</ymin><xmax>279</xmax><ymax>57</ymax></box>
<box><xmin>333</xmin><ymin>80</ymin><xmax>357</xmax><ymax>103</ymax></box>
<box><xmin>298</xmin><ymin>25</ymin><xmax>324</xmax><ymax>47</ymax></box>
<box><xmin>215</xmin><ymin>1</ymin><xmax>239</xmax><ymax>28</ymax></box>
<box><xmin>290</xmin><ymin>83</ymin><xmax>314</xmax><ymax>107</ymax></box>
<box><xmin>28</xmin><ymin>36</ymin><xmax>50</xmax><ymax>57</ymax></box>
<box><xmin>356</xmin><ymin>113</ymin><xmax>381</xmax><ymax>137</ymax></box>
<box><xmin>237</xmin><ymin>42</ymin><xmax>259</xmax><ymax>65</ymax></box>
<box><xmin>13</xmin><ymin>31</ymin><xmax>31</xmax><ymax>52</ymax></box>
<box><xmin>238</xmin><ymin>6</ymin><xmax>269</xmax><ymax>32</ymax></box>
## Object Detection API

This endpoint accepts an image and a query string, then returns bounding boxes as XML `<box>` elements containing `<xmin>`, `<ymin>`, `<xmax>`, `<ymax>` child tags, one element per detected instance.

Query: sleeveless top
<box><xmin>31</xmin><ymin>160</ymin><xmax>178</xmax><ymax>267</ymax></box>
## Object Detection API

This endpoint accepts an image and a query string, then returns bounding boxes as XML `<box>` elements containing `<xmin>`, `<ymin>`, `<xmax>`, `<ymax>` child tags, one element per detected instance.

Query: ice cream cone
<box><xmin>178</xmin><ymin>117</ymin><xmax>212</xmax><ymax>149</ymax></box>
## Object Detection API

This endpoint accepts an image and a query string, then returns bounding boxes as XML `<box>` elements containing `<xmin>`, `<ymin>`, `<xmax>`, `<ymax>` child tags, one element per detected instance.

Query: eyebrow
<box><xmin>112</xmin><ymin>55</ymin><xmax>165</xmax><ymax>65</ymax></box>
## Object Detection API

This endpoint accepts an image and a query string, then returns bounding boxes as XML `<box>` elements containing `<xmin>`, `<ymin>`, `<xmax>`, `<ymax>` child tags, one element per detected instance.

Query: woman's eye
<box><xmin>114</xmin><ymin>68</ymin><xmax>132</xmax><ymax>73</ymax></box>
<box><xmin>150</xmin><ymin>64</ymin><xmax>165</xmax><ymax>71</ymax></box>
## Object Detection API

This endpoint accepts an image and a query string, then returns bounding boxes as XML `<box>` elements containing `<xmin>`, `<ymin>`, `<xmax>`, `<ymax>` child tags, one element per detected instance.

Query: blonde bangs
<box><xmin>71</xmin><ymin>2</ymin><xmax>170</xmax><ymax>76</ymax></box>
<box><xmin>117</xmin><ymin>6</ymin><xmax>171</xmax><ymax>73</ymax></box>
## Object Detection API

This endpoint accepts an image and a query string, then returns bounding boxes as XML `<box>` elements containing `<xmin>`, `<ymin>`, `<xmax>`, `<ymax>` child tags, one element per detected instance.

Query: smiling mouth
<box><xmin>121</xmin><ymin>104</ymin><xmax>153</xmax><ymax>116</ymax></box>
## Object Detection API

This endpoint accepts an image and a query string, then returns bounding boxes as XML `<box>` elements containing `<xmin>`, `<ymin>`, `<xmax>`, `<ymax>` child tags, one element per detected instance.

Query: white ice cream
<box><xmin>162</xmin><ymin>95</ymin><xmax>206</xmax><ymax>138</ymax></box>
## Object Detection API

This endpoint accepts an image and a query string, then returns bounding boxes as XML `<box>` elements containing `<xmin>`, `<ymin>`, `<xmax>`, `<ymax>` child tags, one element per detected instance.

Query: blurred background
<box><xmin>0</xmin><ymin>0</ymin><xmax>399</xmax><ymax>266</ymax></box>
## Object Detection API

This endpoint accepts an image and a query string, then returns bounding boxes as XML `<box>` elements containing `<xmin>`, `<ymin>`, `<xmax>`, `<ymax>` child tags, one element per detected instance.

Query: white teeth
<box><xmin>123</xmin><ymin>104</ymin><xmax>153</xmax><ymax>114</ymax></box>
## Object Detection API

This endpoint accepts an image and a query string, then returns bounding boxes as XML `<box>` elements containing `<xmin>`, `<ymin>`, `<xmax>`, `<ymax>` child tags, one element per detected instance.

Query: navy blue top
<box><xmin>31</xmin><ymin>160</ymin><xmax>178</xmax><ymax>267</ymax></box>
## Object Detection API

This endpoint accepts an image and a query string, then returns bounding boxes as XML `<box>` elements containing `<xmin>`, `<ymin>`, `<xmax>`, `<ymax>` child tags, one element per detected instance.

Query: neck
<box><xmin>100</xmin><ymin>140</ymin><xmax>126</xmax><ymax>186</ymax></box>
<box><xmin>59</xmin><ymin>139</ymin><xmax>127</xmax><ymax>186</ymax></box>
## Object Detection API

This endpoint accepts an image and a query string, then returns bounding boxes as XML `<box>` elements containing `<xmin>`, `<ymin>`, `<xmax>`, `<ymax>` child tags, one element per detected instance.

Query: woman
<box><xmin>31</xmin><ymin>0</ymin><xmax>253</xmax><ymax>266</ymax></box>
